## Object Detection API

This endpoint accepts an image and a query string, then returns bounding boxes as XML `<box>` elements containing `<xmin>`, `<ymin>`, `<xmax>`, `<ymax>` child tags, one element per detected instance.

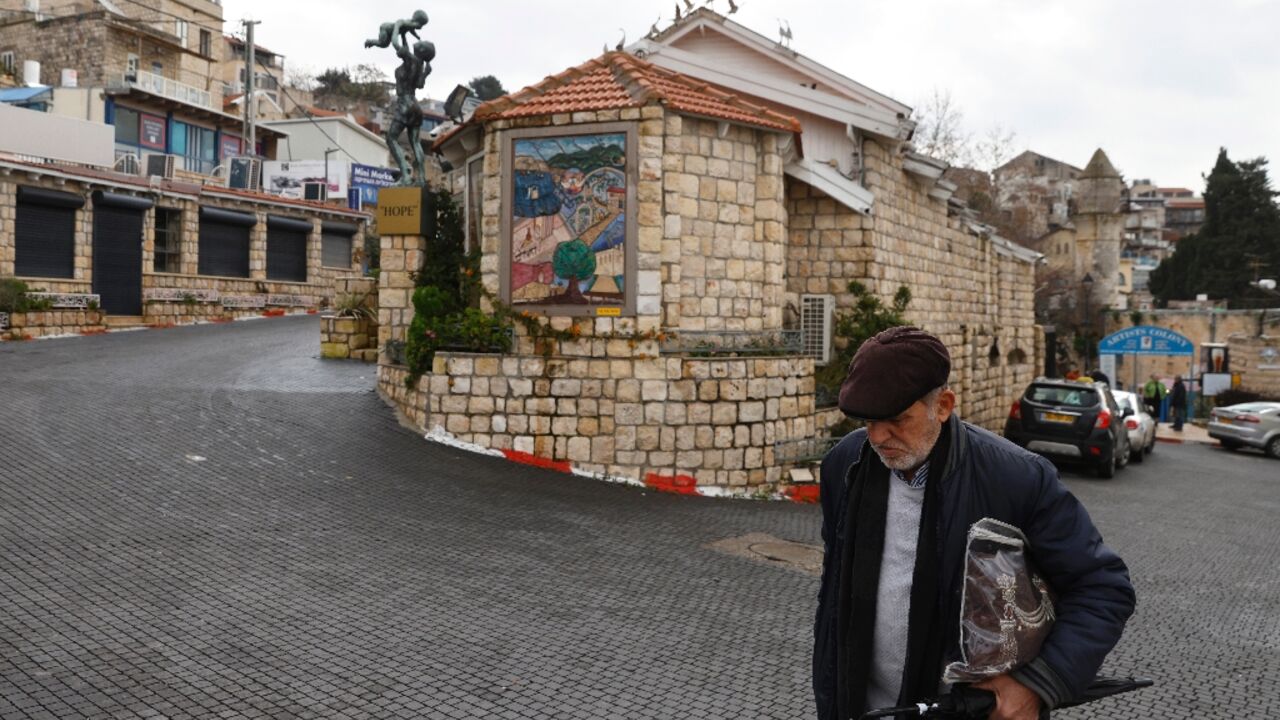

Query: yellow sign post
<box><xmin>376</xmin><ymin>186</ymin><xmax>434</xmax><ymax>237</ymax></box>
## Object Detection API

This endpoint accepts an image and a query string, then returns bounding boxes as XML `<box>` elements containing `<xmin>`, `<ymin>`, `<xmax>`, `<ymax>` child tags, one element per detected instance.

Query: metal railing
<box><xmin>113</xmin><ymin>69</ymin><xmax>213</xmax><ymax>110</ymax></box>
<box><xmin>659</xmin><ymin>329</ymin><xmax>803</xmax><ymax>356</ymax></box>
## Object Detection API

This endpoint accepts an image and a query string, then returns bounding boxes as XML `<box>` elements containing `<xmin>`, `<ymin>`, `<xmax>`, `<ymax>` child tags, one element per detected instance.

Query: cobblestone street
<box><xmin>1</xmin><ymin>318</ymin><xmax>1277</xmax><ymax>719</ymax></box>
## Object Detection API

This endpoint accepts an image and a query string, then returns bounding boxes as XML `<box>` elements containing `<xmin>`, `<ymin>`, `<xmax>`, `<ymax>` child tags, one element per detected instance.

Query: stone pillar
<box><xmin>377</xmin><ymin>233</ymin><xmax>427</xmax><ymax>361</ymax></box>
<box><xmin>0</xmin><ymin>179</ymin><xmax>14</xmax><ymax>277</ymax></box>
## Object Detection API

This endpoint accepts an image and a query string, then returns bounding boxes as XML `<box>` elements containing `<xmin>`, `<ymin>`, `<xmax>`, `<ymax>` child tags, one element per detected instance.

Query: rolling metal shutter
<box><xmin>198</xmin><ymin>207</ymin><xmax>255</xmax><ymax>278</ymax></box>
<box><xmin>92</xmin><ymin>192</ymin><xmax>153</xmax><ymax>316</ymax></box>
<box><xmin>14</xmin><ymin>186</ymin><xmax>83</xmax><ymax>279</ymax></box>
<box><xmin>265</xmin><ymin>215</ymin><xmax>310</xmax><ymax>282</ymax></box>
<box><xmin>321</xmin><ymin>220</ymin><xmax>357</xmax><ymax>269</ymax></box>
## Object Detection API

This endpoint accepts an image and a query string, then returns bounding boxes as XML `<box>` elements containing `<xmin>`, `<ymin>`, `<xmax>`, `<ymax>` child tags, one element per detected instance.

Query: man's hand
<box><xmin>973</xmin><ymin>674</ymin><xmax>1042</xmax><ymax>720</ymax></box>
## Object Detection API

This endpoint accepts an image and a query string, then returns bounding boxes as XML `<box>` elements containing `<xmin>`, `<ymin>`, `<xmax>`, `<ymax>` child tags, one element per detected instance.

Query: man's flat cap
<box><xmin>838</xmin><ymin>326</ymin><xmax>951</xmax><ymax>420</ymax></box>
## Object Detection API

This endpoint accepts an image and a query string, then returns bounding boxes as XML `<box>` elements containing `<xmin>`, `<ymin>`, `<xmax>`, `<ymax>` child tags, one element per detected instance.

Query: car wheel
<box><xmin>1221</xmin><ymin>439</ymin><xmax>1242</xmax><ymax>451</ymax></box>
<box><xmin>1267</xmin><ymin>436</ymin><xmax>1280</xmax><ymax>460</ymax></box>
<box><xmin>1131</xmin><ymin>443</ymin><xmax>1145</xmax><ymax>463</ymax></box>
<box><xmin>1145</xmin><ymin>434</ymin><xmax>1155</xmax><ymax>454</ymax></box>
<box><xmin>1097</xmin><ymin>451</ymin><xmax>1116</xmax><ymax>479</ymax></box>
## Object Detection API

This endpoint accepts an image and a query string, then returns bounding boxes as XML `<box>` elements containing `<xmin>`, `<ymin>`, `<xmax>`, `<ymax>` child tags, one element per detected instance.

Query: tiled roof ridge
<box><xmin>473</xmin><ymin>51</ymin><xmax>799</xmax><ymax>133</ymax></box>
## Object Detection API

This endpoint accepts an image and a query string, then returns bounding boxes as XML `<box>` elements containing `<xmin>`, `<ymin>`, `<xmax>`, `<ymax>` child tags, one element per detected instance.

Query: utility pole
<box><xmin>242</xmin><ymin>19</ymin><xmax>260</xmax><ymax>157</ymax></box>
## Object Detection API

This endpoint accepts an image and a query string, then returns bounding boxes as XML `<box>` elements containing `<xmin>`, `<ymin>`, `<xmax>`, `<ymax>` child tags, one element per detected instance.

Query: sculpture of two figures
<box><xmin>366</xmin><ymin>10</ymin><xmax>434</xmax><ymax>186</ymax></box>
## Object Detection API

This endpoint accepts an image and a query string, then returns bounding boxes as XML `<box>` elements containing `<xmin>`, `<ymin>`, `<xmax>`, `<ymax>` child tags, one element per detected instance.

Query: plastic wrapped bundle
<box><xmin>942</xmin><ymin>518</ymin><xmax>1056</xmax><ymax>684</ymax></box>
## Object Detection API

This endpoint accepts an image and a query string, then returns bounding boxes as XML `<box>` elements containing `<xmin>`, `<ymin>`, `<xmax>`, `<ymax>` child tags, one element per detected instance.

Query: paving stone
<box><xmin>0</xmin><ymin>318</ymin><xmax>1276</xmax><ymax>719</ymax></box>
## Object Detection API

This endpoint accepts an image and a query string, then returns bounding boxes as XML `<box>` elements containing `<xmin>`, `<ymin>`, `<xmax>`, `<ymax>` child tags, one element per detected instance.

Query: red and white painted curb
<box><xmin>423</xmin><ymin>426</ymin><xmax>820</xmax><ymax>503</ymax></box>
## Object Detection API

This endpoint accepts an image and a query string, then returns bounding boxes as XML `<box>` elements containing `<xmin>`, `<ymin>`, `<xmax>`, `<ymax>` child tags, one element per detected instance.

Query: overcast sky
<box><xmin>220</xmin><ymin>0</ymin><xmax>1279</xmax><ymax>192</ymax></box>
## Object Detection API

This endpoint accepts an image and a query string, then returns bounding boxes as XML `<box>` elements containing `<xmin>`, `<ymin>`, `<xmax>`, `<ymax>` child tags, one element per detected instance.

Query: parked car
<box><xmin>1113</xmin><ymin>390</ymin><xmax>1156</xmax><ymax>463</ymax></box>
<box><xmin>1207</xmin><ymin>402</ymin><xmax>1280</xmax><ymax>458</ymax></box>
<box><xmin>1004</xmin><ymin>378</ymin><xmax>1132</xmax><ymax>478</ymax></box>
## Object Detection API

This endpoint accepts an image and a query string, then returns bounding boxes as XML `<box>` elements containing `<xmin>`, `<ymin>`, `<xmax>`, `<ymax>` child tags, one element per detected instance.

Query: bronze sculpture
<box><xmin>368</xmin><ymin>10</ymin><xmax>434</xmax><ymax>186</ymax></box>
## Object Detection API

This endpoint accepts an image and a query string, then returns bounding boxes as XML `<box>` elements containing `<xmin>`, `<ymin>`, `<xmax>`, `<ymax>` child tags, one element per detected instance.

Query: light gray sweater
<box><xmin>864</xmin><ymin>475</ymin><xmax>926</xmax><ymax>712</ymax></box>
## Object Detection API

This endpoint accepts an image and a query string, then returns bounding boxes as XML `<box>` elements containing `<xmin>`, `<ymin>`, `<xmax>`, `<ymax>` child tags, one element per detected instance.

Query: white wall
<box><xmin>0</xmin><ymin>102</ymin><xmax>113</xmax><ymax>166</ymax></box>
<box><xmin>263</xmin><ymin>118</ymin><xmax>391</xmax><ymax>168</ymax></box>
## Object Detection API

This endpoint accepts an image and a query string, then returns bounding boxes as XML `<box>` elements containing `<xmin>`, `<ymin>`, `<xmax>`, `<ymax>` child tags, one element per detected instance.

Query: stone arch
<box><xmin>1007</xmin><ymin>347</ymin><xmax>1028</xmax><ymax>365</ymax></box>
<box><xmin>988</xmin><ymin>339</ymin><xmax>1001</xmax><ymax>366</ymax></box>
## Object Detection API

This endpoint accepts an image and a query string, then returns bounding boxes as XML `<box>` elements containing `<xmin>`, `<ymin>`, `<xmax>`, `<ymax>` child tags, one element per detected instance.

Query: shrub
<box><xmin>0</xmin><ymin>278</ymin><xmax>52</xmax><ymax>313</ymax></box>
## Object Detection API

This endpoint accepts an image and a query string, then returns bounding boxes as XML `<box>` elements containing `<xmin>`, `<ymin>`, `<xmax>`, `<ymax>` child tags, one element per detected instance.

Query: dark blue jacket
<box><xmin>813</xmin><ymin>420</ymin><xmax>1136</xmax><ymax>719</ymax></box>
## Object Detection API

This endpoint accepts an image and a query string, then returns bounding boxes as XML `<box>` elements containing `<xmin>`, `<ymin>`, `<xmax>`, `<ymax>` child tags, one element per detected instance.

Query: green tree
<box><xmin>552</xmin><ymin>239</ymin><xmax>596</xmax><ymax>304</ymax></box>
<box><xmin>815</xmin><ymin>282</ymin><xmax>912</xmax><ymax>402</ymax></box>
<box><xmin>1150</xmin><ymin>148</ymin><xmax>1280</xmax><ymax>306</ymax></box>
<box><xmin>468</xmin><ymin>75</ymin><xmax>507</xmax><ymax>101</ymax></box>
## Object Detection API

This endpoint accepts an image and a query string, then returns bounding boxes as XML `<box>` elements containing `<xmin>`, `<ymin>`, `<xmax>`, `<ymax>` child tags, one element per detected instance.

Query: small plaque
<box><xmin>376</xmin><ymin>186</ymin><xmax>435</xmax><ymax>237</ymax></box>
<box><xmin>595</xmin><ymin>307</ymin><xmax>622</xmax><ymax>317</ymax></box>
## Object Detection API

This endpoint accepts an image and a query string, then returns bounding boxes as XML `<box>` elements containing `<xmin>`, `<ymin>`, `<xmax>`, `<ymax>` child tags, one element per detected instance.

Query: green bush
<box><xmin>401</xmin><ymin>193</ymin><xmax>511</xmax><ymax>385</ymax></box>
<box><xmin>0</xmin><ymin>278</ymin><xmax>52</xmax><ymax>313</ymax></box>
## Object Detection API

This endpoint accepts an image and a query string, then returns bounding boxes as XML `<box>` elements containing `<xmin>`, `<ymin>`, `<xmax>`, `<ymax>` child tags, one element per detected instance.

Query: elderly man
<box><xmin>813</xmin><ymin>327</ymin><xmax>1135</xmax><ymax>720</ymax></box>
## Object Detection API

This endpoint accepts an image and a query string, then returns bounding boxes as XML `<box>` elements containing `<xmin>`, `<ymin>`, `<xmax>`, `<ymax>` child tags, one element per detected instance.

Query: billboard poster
<box><xmin>220</xmin><ymin>135</ymin><xmax>242</xmax><ymax>160</ymax></box>
<box><xmin>139</xmin><ymin>113</ymin><xmax>166</xmax><ymax>150</ymax></box>
<box><xmin>350</xmin><ymin>164</ymin><xmax>397</xmax><ymax>206</ymax></box>
<box><xmin>1200</xmin><ymin>344</ymin><xmax>1229</xmax><ymax>374</ymax></box>
<box><xmin>263</xmin><ymin>160</ymin><xmax>347</xmax><ymax>199</ymax></box>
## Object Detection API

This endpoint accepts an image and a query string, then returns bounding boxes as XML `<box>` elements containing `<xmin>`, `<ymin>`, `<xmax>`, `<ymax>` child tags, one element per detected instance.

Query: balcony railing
<box><xmin>113</xmin><ymin>69</ymin><xmax>212</xmax><ymax>110</ymax></box>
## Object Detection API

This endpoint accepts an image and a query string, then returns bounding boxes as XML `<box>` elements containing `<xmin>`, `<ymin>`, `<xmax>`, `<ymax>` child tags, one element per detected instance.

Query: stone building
<box><xmin>0</xmin><ymin>157</ymin><xmax>368</xmax><ymax>335</ymax></box>
<box><xmin>993</xmin><ymin>150</ymin><xmax>1083</xmax><ymax>241</ymax></box>
<box><xmin>0</xmin><ymin>0</ymin><xmax>284</xmax><ymax>174</ymax></box>
<box><xmin>385</xmin><ymin>11</ymin><xmax>1041</xmax><ymax>494</ymax></box>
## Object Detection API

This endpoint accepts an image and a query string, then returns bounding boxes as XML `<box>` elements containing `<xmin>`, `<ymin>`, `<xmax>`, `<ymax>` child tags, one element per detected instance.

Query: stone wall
<box><xmin>0</xmin><ymin>174</ymin><xmax>363</xmax><ymax>316</ymax></box>
<box><xmin>1099</xmin><ymin>309</ymin><xmax>1280</xmax><ymax>388</ymax></box>
<box><xmin>1227</xmin><ymin>334</ymin><xmax>1280</xmax><ymax>398</ymax></box>
<box><xmin>321</xmin><ymin>317</ymin><xmax>377</xmax><ymax>361</ymax></box>
<box><xmin>663</xmin><ymin>116</ymin><xmax>787</xmax><ymax>332</ymax></box>
<box><xmin>407</xmin><ymin>352</ymin><xmax>816</xmax><ymax>488</ymax></box>
<box><xmin>2</xmin><ymin>309</ymin><xmax>104</xmax><ymax>340</ymax></box>
<box><xmin>784</xmin><ymin>138</ymin><xmax>1041</xmax><ymax>432</ymax></box>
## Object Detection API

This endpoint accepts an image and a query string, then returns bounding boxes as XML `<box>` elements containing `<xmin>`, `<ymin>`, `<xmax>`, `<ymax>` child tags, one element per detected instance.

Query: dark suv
<box><xmin>1003</xmin><ymin>378</ymin><xmax>1132</xmax><ymax>478</ymax></box>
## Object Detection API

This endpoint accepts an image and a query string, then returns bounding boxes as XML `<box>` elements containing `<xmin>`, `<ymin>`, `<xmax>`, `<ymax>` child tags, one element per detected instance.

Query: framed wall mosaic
<box><xmin>499</xmin><ymin>122</ymin><xmax>638</xmax><ymax>317</ymax></box>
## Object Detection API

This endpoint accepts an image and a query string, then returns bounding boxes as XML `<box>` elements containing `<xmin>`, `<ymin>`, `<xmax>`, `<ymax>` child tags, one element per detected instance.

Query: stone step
<box><xmin>105</xmin><ymin>315</ymin><xmax>145</xmax><ymax>328</ymax></box>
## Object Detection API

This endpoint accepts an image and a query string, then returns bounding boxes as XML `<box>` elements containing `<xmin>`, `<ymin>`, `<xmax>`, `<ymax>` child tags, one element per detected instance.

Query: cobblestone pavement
<box><xmin>1</xmin><ymin>318</ymin><xmax>1277</xmax><ymax>719</ymax></box>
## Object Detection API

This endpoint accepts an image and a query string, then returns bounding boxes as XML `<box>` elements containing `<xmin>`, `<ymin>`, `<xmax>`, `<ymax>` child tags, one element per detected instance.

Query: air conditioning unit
<box><xmin>227</xmin><ymin>157</ymin><xmax>261</xmax><ymax>191</ymax></box>
<box><xmin>114</xmin><ymin>153</ymin><xmax>142</xmax><ymax>175</ymax></box>
<box><xmin>145</xmin><ymin>153</ymin><xmax>176</xmax><ymax>179</ymax></box>
<box><xmin>800</xmin><ymin>294</ymin><xmax>835</xmax><ymax>366</ymax></box>
<box><xmin>303</xmin><ymin>182</ymin><xmax>328</xmax><ymax>202</ymax></box>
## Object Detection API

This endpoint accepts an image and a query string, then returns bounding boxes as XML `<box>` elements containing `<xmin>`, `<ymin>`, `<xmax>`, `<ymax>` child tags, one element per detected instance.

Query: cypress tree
<box><xmin>1151</xmin><ymin>148</ymin><xmax>1280</xmax><ymax>306</ymax></box>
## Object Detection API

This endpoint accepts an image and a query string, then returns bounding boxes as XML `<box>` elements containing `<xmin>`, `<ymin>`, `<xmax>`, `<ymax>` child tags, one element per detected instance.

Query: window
<box><xmin>198</xmin><ymin>207</ymin><xmax>255</xmax><ymax>278</ymax></box>
<box><xmin>320</xmin><ymin>225</ymin><xmax>355</xmax><ymax>267</ymax></box>
<box><xmin>0</xmin><ymin>52</ymin><xmax>14</xmax><ymax>76</ymax></box>
<box><xmin>154</xmin><ymin>208</ymin><xmax>182</xmax><ymax>273</ymax></box>
<box><xmin>114</xmin><ymin>106</ymin><xmax>140</xmax><ymax>145</ymax></box>
<box><xmin>15</xmin><ymin>187</ymin><xmax>83</xmax><ymax>279</ymax></box>
<box><xmin>199</xmin><ymin>29</ymin><xmax>211</xmax><ymax>57</ymax></box>
<box><xmin>172</xmin><ymin>121</ymin><xmax>217</xmax><ymax>175</ymax></box>
<box><xmin>126</xmin><ymin>53</ymin><xmax>139</xmax><ymax>80</ymax></box>
<box><xmin>175</xmin><ymin>19</ymin><xmax>189</xmax><ymax>47</ymax></box>
<box><xmin>151</xmin><ymin>61</ymin><xmax>163</xmax><ymax>76</ymax></box>
<box><xmin>465</xmin><ymin>154</ymin><xmax>483</xmax><ymax>253</ymax></box>
<box><xmin>266</xmin><ymin>216</ymin><xmax>310</xmax><ymax>282</ymax></box>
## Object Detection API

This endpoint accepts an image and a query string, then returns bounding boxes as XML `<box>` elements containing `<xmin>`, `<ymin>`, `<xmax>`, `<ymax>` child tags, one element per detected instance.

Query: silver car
<box><xmin>1208</xmin><ymin>402</ymin><xmax>1280</xmax><ymax>458</ymax></box>
<box><xmin>1113</xmin><ymin>390</ymin><xmax>1156</xmax><ymax>462</ymax></box>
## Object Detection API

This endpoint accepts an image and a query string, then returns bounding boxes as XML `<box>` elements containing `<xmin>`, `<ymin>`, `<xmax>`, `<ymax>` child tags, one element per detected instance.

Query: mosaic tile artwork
<box><xmin>509</xmin><ymin>132</ymin><xmax>627</xmax><ymax>309</ymax></box>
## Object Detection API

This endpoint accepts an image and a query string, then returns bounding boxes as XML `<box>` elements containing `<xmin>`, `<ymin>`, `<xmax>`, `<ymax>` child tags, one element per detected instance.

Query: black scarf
<box><xmin>835</xmin><ymin>419</ymin><xmax>953</xmax><ymax>719</ymax></box>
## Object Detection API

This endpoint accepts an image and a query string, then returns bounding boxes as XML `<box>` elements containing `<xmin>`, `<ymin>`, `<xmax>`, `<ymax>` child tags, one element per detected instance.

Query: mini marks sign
<box><xmin>376</xmin><ymin>186</ymin><xmax>435</xmax><ymax>236</ymax></box>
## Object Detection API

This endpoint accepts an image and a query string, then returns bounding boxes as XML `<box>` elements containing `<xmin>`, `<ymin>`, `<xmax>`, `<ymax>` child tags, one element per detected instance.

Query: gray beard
<box><xmin>871</xmin><ymin>420</ymin><xmax>943</xmax><ymax>472</ymax></box>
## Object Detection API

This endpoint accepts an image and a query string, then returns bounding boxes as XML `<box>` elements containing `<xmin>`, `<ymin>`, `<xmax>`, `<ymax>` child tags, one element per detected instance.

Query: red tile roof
<box><xmin>471</xmin><ymin>51</ymin><xmax>801</xmax><ymax>133</ymax></box>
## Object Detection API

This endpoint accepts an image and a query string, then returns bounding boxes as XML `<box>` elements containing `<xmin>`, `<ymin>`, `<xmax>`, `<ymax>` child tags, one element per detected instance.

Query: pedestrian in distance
<box><xmin>1142</xmin><ymin>374</ymin><xmax>1167</xmax><ymax>425</ymax></box>
<box><xmin>1170</xmin><ymin>375</ymin><xmax>1188</xmax><ymax>432</ymax></box>
<box><xmin>814</xmin><ymin>326</ymin><xmax>1136</xmax><ymax>720</ymax></box>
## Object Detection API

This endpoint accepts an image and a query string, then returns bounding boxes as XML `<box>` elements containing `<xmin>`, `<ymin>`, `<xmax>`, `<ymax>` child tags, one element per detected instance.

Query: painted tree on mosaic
<box><xmin>551</xmin><ymin>238</ymin><xmax>597</xmax><ymax>304</ymax></box>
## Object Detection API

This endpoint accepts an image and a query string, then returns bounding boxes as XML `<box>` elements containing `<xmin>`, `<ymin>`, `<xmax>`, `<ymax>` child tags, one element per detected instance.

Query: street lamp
<box><xmin>1082</xmin><ymin>272</ymin><xmax>1095</xmax><ymax>370</ymax></box>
